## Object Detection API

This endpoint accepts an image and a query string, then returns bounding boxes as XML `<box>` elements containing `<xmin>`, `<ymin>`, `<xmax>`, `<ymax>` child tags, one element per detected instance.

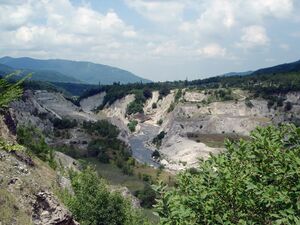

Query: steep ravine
<box><xmin>100</xmin><ymin>89</ymin><xmax>300</xmax><ymax>171</ymax></box>
<box><xmin>129</xmin><ymin>123</ymin><xmax>160</xmax><ymax>167</ymax></box>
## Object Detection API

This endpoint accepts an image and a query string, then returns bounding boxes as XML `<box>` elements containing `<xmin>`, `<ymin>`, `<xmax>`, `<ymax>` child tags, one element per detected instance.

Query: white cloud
<box><xmin>125</xmin><ymin>0</ymin><xmax>185</xmax><ymax>23</ymax></box>
<box><xmin>197</xmin><ymin>44</ymin><xmax>227</xmax><ymax>58</ymax></box>
<box><xmin>0</xmin><ymin>1</ymin><xmax>33</xmax><ymax>30</ymax></box>
<box><xmin>0</xmin><ymin>0</ymin><xmax>299</xmax><ymax>81</ymax></box>
<box><xmin>178</xmin><ymin>0</ymin><xmax>294</xmax><ymax>38</ymax></box>
<box><xmin>249</xmin><ymin>0</ymin><xmax>294</xmax><ymax>19</ymax></box>
<box><xmin>238</xmin><ymin>25</ymin><xmax>270</xmax><ymax>48</ymax></box>
<box><xmin>279</xmin><ymin>43</ymin><xmax>290</xmax><ymax>51</ymax></box>
<box><xmin>0</xmin><ymin>0</ymin><xmax>139</xmax><ymax>62</ymax></box>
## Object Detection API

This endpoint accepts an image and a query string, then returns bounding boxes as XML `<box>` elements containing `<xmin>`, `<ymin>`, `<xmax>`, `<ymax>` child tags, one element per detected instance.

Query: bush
<box><xmin>167</xmin><ymin>102</ymin><xmax>175</xmax><ymax>113</ymax></box>
<box><xmin>245</xmin><ymin>98</ymin><xmax>254</xmax><ymax>108</ymax></box>
<box><xmin>151</xmin><ymin>150</ymin><xmax>160</xmax><ymax>159</ymax></box>
<box><xmin>52</xmin><ymin>117</ymin><xmax>78</xmax><ymax>129</ymax></box>
<box><xmin>267</xmin><ymin>99</ymin><xmax>275</xmax><ymax>109</ymax></box>
<box><xmin>135</xmin><ymin>184</ymin><xmax>156</xmax><ymax>208</ymax></box>
<box><xmin>157</xmin><ymin>119</ymin><xmax>163</xmax><ymax>126</ymax></box>
<box><xmin>87</xmin><ymin>138</ymin><xmax>128</xmax><ymax>162</ymax></box>
<box><xmin>174</xmin><ymin>89</ymin><xmax>182</xmax><ymax>102</ymax></box>
<box><xmin>127</xmin><ymin>120</ymin><xmax>138</xmax><ymax>132</ymax></box>
<box><xmin>82</xmin><ymin>120</ymin><xmax>119</xmax><ymax>139</ymax></box>
<box><xmin>285</xmin><ymin>101</ymin><xmax>293</xmax><ymax>111</ymax></box>
<box><xmin>63</xmin><ymin>167</ymin><xmax>150</xmax><ymax>225</ymax></box>
<box><xmin>152</xmin><ymin>102</ymin><xmax>157</xmax><ymax>109</ymax></box>
<box><xmin>214</xmin><ymin>89</ymin><xmax>234</xmax><ymax>101</ymax></box>
<box><xmin>127</xmin><ymin>101</ymin><xmax>144</xmax><ymax>115</ymax></box>
<box><xmin>155</xmin><ymin>124</ymin><xmax>300</xmax><ymax>224</ymax></box>
<box><xmin>17</xmin><ymin>125</ymin><xmax>56</xmax><ymax>168</ymax></box>
<box><xmin>158</xmin><ymin>86</ymin><xmax>170</xmax><ymax>100</ymax></box>
<box><xmin>152</xmin><ymin>131</ymin><xmax>166</xmax><ymax>148</ymax></box>
<box><xmin>143</xmin><ymin>88</ymin><xmax>153</xmax><ymax>99</ymax></box>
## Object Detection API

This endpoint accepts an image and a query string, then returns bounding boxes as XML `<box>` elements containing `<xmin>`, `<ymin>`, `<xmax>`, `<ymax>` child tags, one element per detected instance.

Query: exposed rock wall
<box><xmin>79</xmin><ymin>92</ymin><xmax>106</xmax><ymax>112</ymax></box>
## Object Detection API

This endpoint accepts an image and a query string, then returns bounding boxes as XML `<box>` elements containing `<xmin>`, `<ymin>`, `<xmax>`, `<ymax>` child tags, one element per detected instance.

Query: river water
<box><xmin>129</xmin><ymin>123</ymin><xmax>160</xmax><ymax>168</ymax></box>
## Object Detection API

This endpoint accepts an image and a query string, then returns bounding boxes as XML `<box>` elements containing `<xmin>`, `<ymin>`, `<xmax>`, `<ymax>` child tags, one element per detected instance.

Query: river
<box><xmin>129</xmin><ymin>123</ymin><xmax>161</xmax><ymax>168</ymax></box>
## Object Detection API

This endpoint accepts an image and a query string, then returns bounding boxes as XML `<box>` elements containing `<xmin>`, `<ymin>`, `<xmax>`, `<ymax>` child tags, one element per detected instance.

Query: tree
<box><xmin>135</xmin><ymin>184</ymin><xmax>156</xmax><ymax>208</ymax></box>
<box><xmin>155</xmin><ymin>124</ymin><xmax>300</xmax><ymax>224</ymax></box>
<box><xmin>64</xmin><ymin>167</ymin><xmax>151</xmax><ymax>225</ymax></box>
<box><xmin>0</xmin><ymin>73</ymin><xmax>27</xmax><ymax>108</ymax></box>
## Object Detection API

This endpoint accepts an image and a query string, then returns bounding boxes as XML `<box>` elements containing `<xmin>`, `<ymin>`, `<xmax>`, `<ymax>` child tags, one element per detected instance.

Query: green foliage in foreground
<box><xmin>63</xmin><ymin>167</ymin><xmax>152</xmax><ymax>225</ymax></box>
<box><xmin>0</xmin><ymin>139</ymin><xmax>25</xmax><ymax>152</ymax></box>
<box><xmin>155</xmin><ymin>124</ymin><xmax>300</xmax><ymax>224</ymax></box>
<box><xmin>0</xmin><ymin>73</ymin><xmax>25</xmax><ymax>108</ymax></box>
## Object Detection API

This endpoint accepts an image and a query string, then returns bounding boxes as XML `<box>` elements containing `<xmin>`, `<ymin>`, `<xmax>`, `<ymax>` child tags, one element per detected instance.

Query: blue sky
<box><xmin>0</xmin><ymin>0</ymin><xmax>300</xmax><ymax>81</ymax></box>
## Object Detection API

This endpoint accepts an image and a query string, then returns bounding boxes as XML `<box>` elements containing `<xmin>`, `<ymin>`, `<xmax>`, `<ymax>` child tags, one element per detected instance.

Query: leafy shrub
<box><xmin>167</xmin><ymin>102</ymin><xmax>175</xmax><ymax>113</ymax></box>
<box><xmin>158</xmin><ymin>86</ymin><xmax>170</xmax><ymax>100</ymax></box>
<box><xmin>52</xmin><ymin>117</ymin><xmax>78</xmax><ymax>129</ymax></box>
<box><xmin>214</xmin><ymin>89</ymin><xmax>234</xmax><ymax>101</ymax></box>
<box><xmin>276</xmin><ymin>97</ymin><xmax>285</xmax><ymax>107</ymax></box>
<box><xmin>17</xmin><ymin>125</ymin><xmax>56</xmax><ymax>168</ymax></box>
<box><xmin>157</xmin><ymin>119</ymin><xmax>163</xmax><ymax>126</ymax></box>
<box><xmin>63</xmin><ymin>167</ymin><xmax>150</xmax><ymax>225</ymax></box>
<box><xmin>174</xmin><ymin>89</ymin><xmax>182</xmax><ymax>102</ymax></box>
<box><xmin>126</xmin><ymin>90</ymin><xmax>150</xmax><ymax>115</ymax></box>
<box><xmin>0</xmin><ymin>139</ymin><xmax>24</xmax><ymax>152</ymax></box>
<box><xmin>135</xmin><ymin>184</ymin><xmax>156</xmax><ymax>208</ymax></box>
<box><xmin>143</xmin><ymin>88</ymin><xmax>153</xmax><ymax>99</ymax></box>
<box><xmin>152</xmin><ymin>131</ymin><xmax>166</xmax><ymax>148</ymax></box>
<box><xmin>267</xmin><ymin>99</ymin><xmax>275</xmax><ymax>109</ymax></box>
<box><xmin>245</xmin><ymin>98</ymin><xmax>254</xmax><ymax>108</ymax></box>
<box><xmin>82</xmin><ymin>120</ymin><xmax>119</xmax><ymax>139</ymax></box>
<box><xmin>285</xmin><ymin>101</ymin><xmax>293</xmax><ymax>111</ymax></box>
<box><xmin>128</xmin><ymin>120</ymin><xmax>138</xmax><ymax>132</ymax></box>
<box><xmin>155</xmin><ymin>124</ymin><xmax>300</xmax><ymax>224</ymax></box>
<box><xmin>151</xmin><ymin>150</ymin><xmax>160</xmax><ymax>159</ymax></box>
<box><xmin>127</xmin><ymin>101</ymin><xmax>144</xmax><ymax>115</ymax></box>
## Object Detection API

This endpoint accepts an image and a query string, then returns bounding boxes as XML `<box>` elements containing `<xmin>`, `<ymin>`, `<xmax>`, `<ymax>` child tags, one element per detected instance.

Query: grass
<box><xmin>0</xmin><ymin>189</ymin><xmax>32</xmax><ymax>225</ymax></box>
<box><xmin>83</xmin><ymin>157</ymin><xmax>145</xmax><ymax>191</ymax></box>
<box><xmin>82</xmin><ymin>157</ymin><xmax>174</xmax><ymax>192</ymax></box>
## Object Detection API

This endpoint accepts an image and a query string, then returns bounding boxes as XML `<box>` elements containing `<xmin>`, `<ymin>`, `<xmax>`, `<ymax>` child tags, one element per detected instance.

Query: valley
<box><xmin>1</xmin><ymin>60</ymin><xmax>300</xmax><ymax>224</ymax></box>
<box><xmin>1</xmin><ymin>0</ymin><xmax>300</xmax><ymax>223</ymax></box>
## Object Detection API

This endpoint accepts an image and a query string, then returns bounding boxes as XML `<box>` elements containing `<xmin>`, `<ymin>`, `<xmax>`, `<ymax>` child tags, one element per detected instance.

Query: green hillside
<box><xmin>0</xmin><ymin>56</ymin><xmax>151</xmax><ymax>85</ymax></box>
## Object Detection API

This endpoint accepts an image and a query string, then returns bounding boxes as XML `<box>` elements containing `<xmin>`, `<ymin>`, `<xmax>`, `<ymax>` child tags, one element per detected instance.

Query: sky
<box><xmin>0</xmin><ymin>0</ymin><xmax>300</xmax><ymax>81</ymax></box>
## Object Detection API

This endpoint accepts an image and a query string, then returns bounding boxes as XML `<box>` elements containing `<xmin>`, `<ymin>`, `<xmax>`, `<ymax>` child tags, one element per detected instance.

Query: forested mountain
<box><xmin>0</xmin><ymin>56</ymin><xmax>150</xmax><ymax>84</ymax></box>
<box><xmin>253</xmin><ymin>59</ymin><xmax>300</xmax><ymax>75</ymax></box>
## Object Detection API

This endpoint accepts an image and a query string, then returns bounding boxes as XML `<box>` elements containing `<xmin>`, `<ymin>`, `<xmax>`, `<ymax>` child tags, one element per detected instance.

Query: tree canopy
<box><xmin>0</xmin><ymin>73</ymin><xmax>26</xmax><ymax>108</ymax></box>
<box><xmin>155</xmin><ymin>124</ymin><xmax>300</xmax><ymax>224</ymax></box>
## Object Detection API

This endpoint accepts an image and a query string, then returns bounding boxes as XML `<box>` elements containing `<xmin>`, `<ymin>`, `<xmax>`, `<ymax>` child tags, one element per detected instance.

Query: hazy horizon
<box><xmin>1</xmin><ymin>0</ymin><xmax>300</xmax><ymax>81</ymax></box>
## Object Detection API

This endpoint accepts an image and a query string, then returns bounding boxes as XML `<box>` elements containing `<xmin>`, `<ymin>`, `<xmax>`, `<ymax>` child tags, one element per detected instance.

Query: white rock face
<box><xmin>80</xmin><ymin>92</ymin><xmax>106</xmax><ymax>112</ymax></box>
<box><xmin>183</xmin><ymin>91</ymin><xmax>207</xmax><ymax>102</ymax></box>
<box><xmin>34</xmin><ymin>90</ymin><xmax>100</xmax><ymax>121</ymax></box>
<box><xmin>102</xmin><ymin>94</ymin><xmax>135</xmax><ymax>126</ymax></box>
<box><xmin>143</xmin><ymin>91</ymin><xmax>175</xmax><ymax>126</ymax></box>
<box><xmin>160</xmin><ymin>135</ymin><xmax>221</xmax><ymax>170</ymax></box>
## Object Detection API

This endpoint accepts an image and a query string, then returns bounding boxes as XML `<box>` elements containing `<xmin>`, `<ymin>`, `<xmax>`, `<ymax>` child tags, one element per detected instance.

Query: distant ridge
<box><xmin>221</xmin><ymin>71</ymin><xmax>253</xmax><ymax>77</ymax></box>
<box><xmin>219</xmin><ymin>59</ymin><xmax>300</xmax><ymax>78</ymax></box>
<box><xmin>253</xmin><ymin>60</ymin><xmax>300</xmax><ymax>75</ymax></box>
<box><xmin>0</xmin><ymin>56</ymin><xmax>151</xmax><ymax>85</ymax></box>
<box><xmin>0</xmin><ymin>62</ymin><xmax>81</xmax><ymax>83</ymax></box>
